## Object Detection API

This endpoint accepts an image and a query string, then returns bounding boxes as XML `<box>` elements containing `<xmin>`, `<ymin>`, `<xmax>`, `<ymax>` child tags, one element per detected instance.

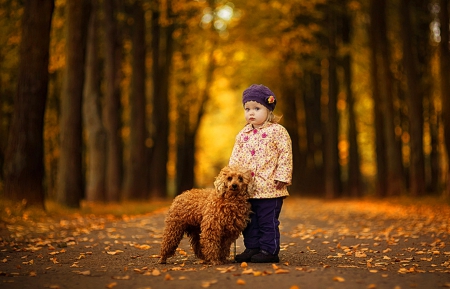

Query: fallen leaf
<box><xmin>106</xmin><ymin>282</ymin><xmax>117</xmax><ymax>289</ymax></box>
<box><xmin>333</xmin><ymin>276</ymin><xmax>345</xmax><ymax>282</ymax></box>
<box><xmin>236</xmin><ymin>279</ymin><xmax>246</xmax><ymax>285</ymax></box>
<box><xmin>355</xmin><ymin>251</ymin><xmax>367</xmax><ymax>258</ymax></box>
<box><xmin>111</xmin><ymin>275</ymin><xmax>130</xmax><ymax>280</ymax></box>
<box><xmin>151</xmin><ymin>269</ymin><xmax>161</xmax><ymax>276</ymax></box>
<box><xmin>107</xmin><ymin>250</ymin><xmax>124</xmax><ymax>255</ymax></box>
<box><xmin>275</xmin><ymin>268</ymin><xmax>290</xmax><ymax>274</ymax></box>
<box><xmin>164</xmin><ymin>273</ymin><xmax>173</xmax><ymax>281</ymax></box>
<box><xmin>240</xmin><ymin>262</ymin><xmax>248</xmax><ymax>268</ymax></box>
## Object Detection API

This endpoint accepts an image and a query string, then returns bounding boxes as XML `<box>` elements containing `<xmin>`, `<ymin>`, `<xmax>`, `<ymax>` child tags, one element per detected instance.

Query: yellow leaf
<box><xmin>152</xmin><ymin>269</ymin><xmax>161</xmax><ymax>276</ymax></box>
<box><xmin>236</xmin><ymin>279</ymin><xmax>246</xmax><ymax>285</ymax></box>
<box><xmin>242</xmin><ymin>268</ymin><xmax>254</xmax><ymax>274</ymax></box>
<box><xmin>275</xmin><ymin>268</ymin><xmax>290</xmax><ymax>274</ymax></box>
<box><xmin>367</xmin><ymin>284</ymin><xmax>377</xmax><ymax>289</ymax></box>
<box><xmin>240</xmin><ymin>262</ymin><xmax>248</xmax><ymax>268</ymax></box>
<box><xmin>253</xmin><ymin>271</ymin><xmax>262</xmax><ymax>276</ymax></box>
<box><xmin>135</xmin><ymin>244</ymin><xmax>151</xmax><ymax>250</ymax></box>
<box><xmin>29</xmin><ymin>271</ymin><xmax>37</xmax><ymax>277</ymax></box>
<box><xmin>355</xmin><ymin>251</ymin><xmax>367</xmax><ymax>258</ymax></box>
<box><xmin>107</xmin><ymin>250</ymin><xmax>124</xmax><ymax>255</ymax></box>
<box><xmin>164</xmin><ymin>273</ymin><xmax>173</xmax><ymax>281</ymax></box>
<box><xmin>106</xmin><ymin>282</ymin><xmax>117</xmax><ymax>289</ymax></box>
<box><xmin>272</xmin><ymin>264</ymin><xmax>279</xmax><ymax>270</ymax></box>
<box><xmin>111</xmin><ymin>275</ymin><xmax>130</xmax><ymax>280</ymax></box>
<box><xmin>333</xmin><ymin>276</ymin><xmax>345</xmax><ymax>282</ymax></box>
<box><xmin>290</xmin><ymin>286</ymin><xmax>300</xmax><ymax>289</ymax></box>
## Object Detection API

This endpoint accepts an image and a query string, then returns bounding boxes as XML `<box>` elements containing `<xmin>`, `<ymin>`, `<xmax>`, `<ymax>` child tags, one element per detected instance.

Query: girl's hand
<box><xmin>275</xmin><ymin>180</ymin><xmax>287</xmax><ymax>190</ymax></box>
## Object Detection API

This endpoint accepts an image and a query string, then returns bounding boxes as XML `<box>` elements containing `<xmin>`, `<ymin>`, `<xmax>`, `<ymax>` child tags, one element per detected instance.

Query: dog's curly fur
<box><xmin>159</xmin><ymin>166</ymin><xmax>252</xmax><ymax>265</ymax></box>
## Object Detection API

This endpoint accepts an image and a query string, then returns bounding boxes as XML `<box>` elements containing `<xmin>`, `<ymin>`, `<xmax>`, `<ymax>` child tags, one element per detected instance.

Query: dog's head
<box><xmin>213</xmin><ymin>166</ymin><xmax>252</xmax><ymax>198</ymax></box>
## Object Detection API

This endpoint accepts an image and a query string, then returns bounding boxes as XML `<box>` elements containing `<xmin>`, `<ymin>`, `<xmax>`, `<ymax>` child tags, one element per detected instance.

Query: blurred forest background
<box><xmin>0</xmin><ymin>0</ymin><xmax>449</xmax><ymax>209</ymax></box>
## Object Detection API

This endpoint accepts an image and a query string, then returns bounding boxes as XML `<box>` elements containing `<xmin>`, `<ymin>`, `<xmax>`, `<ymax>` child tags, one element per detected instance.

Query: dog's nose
<box><xmin>232</xmin><ymin>184</ymin><xmax>238</xmax><ymax>190</ymax></box>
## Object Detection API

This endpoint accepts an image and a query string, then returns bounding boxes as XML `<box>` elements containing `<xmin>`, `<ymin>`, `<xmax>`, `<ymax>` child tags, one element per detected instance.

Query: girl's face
<box><xmin>244</xmin><ymin>101</ymin><xmax>269</xmax><ymax>128</ymax></box>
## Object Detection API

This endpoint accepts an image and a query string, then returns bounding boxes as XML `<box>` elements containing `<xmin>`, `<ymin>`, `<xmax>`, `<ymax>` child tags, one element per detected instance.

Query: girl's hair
<box><xmin>267</xmin><ymin>110</ymin><xmax>282</xmax><ymax>123</ymax></box>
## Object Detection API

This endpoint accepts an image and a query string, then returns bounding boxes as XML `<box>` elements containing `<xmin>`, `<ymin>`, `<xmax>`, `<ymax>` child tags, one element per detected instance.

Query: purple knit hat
<box><xmin>242</xmin><ymin>84</ymin><xmax>277</xmax><ymax>111</ymax></box>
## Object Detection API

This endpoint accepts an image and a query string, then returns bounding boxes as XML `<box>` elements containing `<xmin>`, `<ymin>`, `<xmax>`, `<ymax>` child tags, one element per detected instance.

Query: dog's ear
<box><xmin>213</xmin><ymin>166</ymin><xmax>228</xmax><ymax>196</ymax></box>
<box><xmin>242</xmin><ymin>169</ymin><xmax>253</xmax><ymax>184</ymax></box>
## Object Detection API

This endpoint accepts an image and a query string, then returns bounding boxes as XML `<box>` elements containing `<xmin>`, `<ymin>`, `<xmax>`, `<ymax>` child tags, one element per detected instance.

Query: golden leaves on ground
<box><xmin>285</xmin><ymin>198</ymin><xmax>450</xmax><ymax>276</ymax></box>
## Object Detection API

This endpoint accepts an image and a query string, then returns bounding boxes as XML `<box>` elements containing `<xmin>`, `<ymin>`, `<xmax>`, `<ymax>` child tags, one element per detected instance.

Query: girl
<box><xmin>229</xmin><ymin>84</ymin><xmax>293</xmax><ymax>263</ymax></box>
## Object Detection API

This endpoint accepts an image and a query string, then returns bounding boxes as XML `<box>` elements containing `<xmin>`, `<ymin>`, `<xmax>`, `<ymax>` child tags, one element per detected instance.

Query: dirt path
<box><xmin>1</xmin><ymin>198</ymin><xmax>450</xmax><ymax>289</ymax></box>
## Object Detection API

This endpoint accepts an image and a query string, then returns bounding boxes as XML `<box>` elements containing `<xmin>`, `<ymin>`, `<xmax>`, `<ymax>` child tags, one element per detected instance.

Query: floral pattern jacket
<box><xmin>229</xmin><ymin>122</ymin><xmax>293</xmax><ymax>199</ymax></box>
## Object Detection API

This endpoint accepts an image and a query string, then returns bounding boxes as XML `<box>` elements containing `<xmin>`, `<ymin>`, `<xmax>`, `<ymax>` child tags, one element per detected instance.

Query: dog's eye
<box><xmin>227</xmin><ymin>176</ymin><xmax>232</xmax><ymax>181</ymax></box>
<box><xmin>238</xmin><ymin>176</ymin><xmax>243</xmax><ymax>182</ymax></box>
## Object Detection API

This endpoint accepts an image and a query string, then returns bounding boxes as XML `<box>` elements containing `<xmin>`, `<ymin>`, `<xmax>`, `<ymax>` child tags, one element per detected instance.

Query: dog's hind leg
<box><xmin>159</xmin><ymin>221</ymin><xmax>185</xmax><ymax>264</ymax></box>
<box><xmin>187</xmin><ymin>226</ymin><xmax>204</xmax><ymax>259</ymax></box>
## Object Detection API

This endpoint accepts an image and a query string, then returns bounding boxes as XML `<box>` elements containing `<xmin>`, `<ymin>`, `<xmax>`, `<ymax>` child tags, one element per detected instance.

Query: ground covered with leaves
<box><xmin>1</xmin><ymin>197</ymin><xmax>450</xmax><ymax>289</ymax></box>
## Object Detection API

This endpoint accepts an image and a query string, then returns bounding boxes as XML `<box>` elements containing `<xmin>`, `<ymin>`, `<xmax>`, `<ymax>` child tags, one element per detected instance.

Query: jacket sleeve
<box><xmin>273</xmin><ymin>126</ymin><xmax>293</xmax><ymax>184</ymax></box>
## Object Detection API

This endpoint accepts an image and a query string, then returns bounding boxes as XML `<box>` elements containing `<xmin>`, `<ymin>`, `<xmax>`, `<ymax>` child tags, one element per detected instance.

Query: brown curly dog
<box><xmin>159</xmin><ymin>166</ymin><xmax>252</xmax><ymax>265</ymax></box>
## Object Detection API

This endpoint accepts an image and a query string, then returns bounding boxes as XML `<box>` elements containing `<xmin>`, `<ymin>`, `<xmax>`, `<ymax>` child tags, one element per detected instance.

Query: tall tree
<box><xmin>371</xmin><ymin>0</ymin><xmax>404</xmax><ymax>197</ymax></box>
<box><xmin>440</xmin><ymin>0</ymin><xmax>450</xmax><ymax>199</ymax></box>
<box><xmin>149</xmin><ymin>2</ymin><xmax>174</xmax><ymax>199</ymax></box>
<box><xmin>123</xmin><ymin>0</ymin><xmax>147</xmax><ymax>199</ymax></box>
<box><xmin>323</xmin><ymin>3</ymin><xmax>341</xmax><ymax>199</ymax></box>
<box><xmin>369</xmin><ymin>0</ymin><xmax>387</xmax><ymax>197</ymax></box>
<box><xmin>83</xmin><ymin>0</ymin><xmax>107</xmax><ymax>202</ymax></box>
<box><xmin>103</xmin><ymin>0</ymin><xmax>123</xmax><ymax>202</ymax></box>
<box><xmin>3</xmin><ymin>0</ymin><xmax>54</xmax><ymax>207</ymax></box>
<box><xmin>341</xmin><ymin>0</ymin><xmax>363</xmax><ymax>197</ymax></box>
<box><xmin>57</xmin><ymin>0</ymin><xmax>91</xmax><ymax>208</ymax></box>
<box><xmin>399</xmin><ymin>0</ymin><xmax>425</xmax><ymax>197</ymax></box>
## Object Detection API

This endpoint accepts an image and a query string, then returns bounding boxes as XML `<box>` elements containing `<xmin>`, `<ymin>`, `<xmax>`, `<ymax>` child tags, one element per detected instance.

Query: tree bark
<box><xmin>323</xmin><ymin>6</ymin><xmax>341</xmax><ymax>199</ymax></box>
<box><xmin>341</xmin><ymin>0</ymin><xmax>362</xmax><ymax>197</ymax></box>
<box><xmin>57</xmin><ymin>0</ymin><xmax>91</xmax><ymax>208</ymax></box>
<box><xmin>123</xmin><ymin>0</ymin><xmax>147</xmax><ymax>199</ymax></box>
<box><xmin>399</xmin><ymin>0</ymin><xmax>425</xmax><ymax>197</ymax></box>
<box><xmin>149</xmin><ymin>9</ymin><xmax>174</xmax><ymax>199</ymax></box>
<box><xmin>374</xmin><ymin>0</ymin><xmax>405</xmax><ymax>197</ymax></box>
<box><xmin>440</xmin><ymin>0</ymin><xmax>450</xmax><ymax>199</ymax></box>
<box><xmin>369</xmin><ymin>0</ymin><xmax>387</xmax><ymax>197</ymax></box>
<box><xmin>3</xmin><ymin>0</ymin><xmax>54</xmax><ymax>208</ymax></box>
<box><xmin>302</xmin><ymin>69</ymin><xmax>325</xmax><ymax>196</ymax></box>
<box><xmin>103</xmin><ymin>0</ymin><xmax>123</xmax><ymax>202</ymax></box>
<box><xmin>83</xmin><ymin>0</ymin><xmax>107</xmax><ymax>202</ymax></box>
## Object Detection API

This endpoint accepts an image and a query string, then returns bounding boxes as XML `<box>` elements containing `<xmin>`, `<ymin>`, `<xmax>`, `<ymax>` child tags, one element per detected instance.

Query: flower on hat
<box><xmin>267</xmin><ymin>95</ymin><xmax>275</xmax><ymax>104</ymax></box>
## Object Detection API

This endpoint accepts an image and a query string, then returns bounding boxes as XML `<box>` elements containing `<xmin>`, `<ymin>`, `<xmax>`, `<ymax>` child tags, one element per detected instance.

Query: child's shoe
<box><xmin>250</xmin><ymin>250</ymin><xmax>280</xmax><ymax>263</ymax></box>
<box><xmin>234</xmin><ymin>248</ymin><xmax>260</xmax><ymax>263</ymax></box>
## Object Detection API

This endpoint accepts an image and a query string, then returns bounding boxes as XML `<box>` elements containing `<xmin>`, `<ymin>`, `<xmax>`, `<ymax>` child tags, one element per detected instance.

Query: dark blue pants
<box><xmin>243</xmin><ymin>197</ymin><xmax>284</xmax><ymax>255</ymax></box>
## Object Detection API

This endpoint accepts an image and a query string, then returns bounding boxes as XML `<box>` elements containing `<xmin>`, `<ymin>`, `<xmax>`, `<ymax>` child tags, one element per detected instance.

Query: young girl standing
<box><xmin>229</xmin><ymin>84</ymin><xmax>293</xmax><ymax>263</ymax></box>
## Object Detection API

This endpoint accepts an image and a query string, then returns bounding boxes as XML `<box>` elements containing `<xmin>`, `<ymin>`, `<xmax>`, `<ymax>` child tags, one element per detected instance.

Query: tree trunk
<box><xmin>440</xmin><ymin>0</ymin><xmax>450</xmax><ymax>199</ymax></box>
<box><xmin>3</xmin><ymin>0</ymin><xmax>54</xmax><ymax>208</ymax></box>
<box><xmin>399</xmin><ymin>0</ymin><xmax>425</xmax><ymax>197</ymax></box>
<box><xmin>103</xmin><ymin>0</ymin><xmax>123</xmax><ymax>202</ymax></box>
<box><xmin>369</xmin><ymin>0</ymin><xmax>387</xmax><ymax>197</ymax></box>
<box><xmin>57</xmin><ymin>0</ymin><xmax>91</xmax><ymax>208</ymax></box>
<box><xmin>302</xmin><ymin>69</ymin><xmax>325</xmax><ymax>196</ymax></box>
<box><xmin>323</xmin><ymin>7</ymin><xmax>341</xmax><ymax>199</ymax></box>
<box><xmin>123</xmin><ymin>0</ymin><xmax>147</xmax><ymax>199</ymax></box>
<box><xmin>83</xmin><ymin>0</ymin><xmax>107</xmax><ymax>202</ymax></box>
<box><xmin>341</xmin><ymin>0</ymin><xmax>362</xmax><ymax>197</ymax></box>
<box><xmin>149</xmin><ymin>13</ymin><xmax>174</xmax><ymax>199</ymax></box>
<box><xmin>375</xmin><ymin>0</ymin><xmax>405</xmax><ymax>196</ymax></box>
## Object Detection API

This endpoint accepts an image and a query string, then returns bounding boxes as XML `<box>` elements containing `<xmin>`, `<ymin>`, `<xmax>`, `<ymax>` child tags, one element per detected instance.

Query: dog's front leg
<box><xmin>200</xmin><ymin>220</ymin><xmax>224</xmax><ymax>265</ymax></box>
